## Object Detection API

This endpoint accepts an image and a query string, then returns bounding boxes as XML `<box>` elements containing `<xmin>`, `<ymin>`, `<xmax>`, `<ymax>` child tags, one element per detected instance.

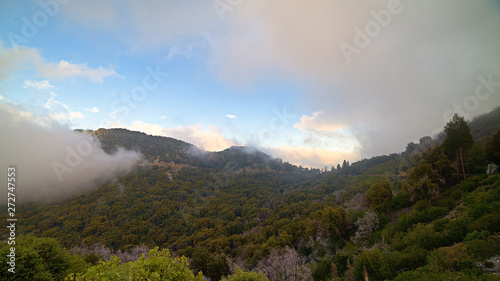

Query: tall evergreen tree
<box><xmin>342</xmin><ymin>160</ymin><xmax>349</xmax><ymax>170</ymax></box>
<box><xmin>442</xmin><ymin>114</ymin><xmax>474</xmax><ymax>180</ymax></box>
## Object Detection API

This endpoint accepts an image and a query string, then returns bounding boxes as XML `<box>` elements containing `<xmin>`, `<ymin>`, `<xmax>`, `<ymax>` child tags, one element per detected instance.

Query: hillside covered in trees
<box><xmin>1</xmin><ymin>108</ymin><xmax>500</xmax><ymax>280</ymax></box>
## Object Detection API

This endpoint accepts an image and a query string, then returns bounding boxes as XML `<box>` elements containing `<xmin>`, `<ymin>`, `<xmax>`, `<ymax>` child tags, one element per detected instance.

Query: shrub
<box><xmin>464</xmin><ymin>230</ymin><xmax>490</xmax><ymax>242</ymax></box>
<box><xmin>310</xmin><ymin>260</ymin><xmax>332</xmax><ymax>281</ymax></box>
<box><xmin>459</xmin><ymin>177</ymin><xmax>480</xmax><ymax>193</ymax></box>
<box><xmin>354</xmin><ymin>249</ymin><xmax>393</xmax><ymax>281</ymax></box>
<box><xmin>413</xmin><ymin>200</ymin><xmax>429</xmax><ymax>211</ymax></box>
<box><xmin>464</xmin><ymin>236</ymin><xmax>500</xmax><ymax>260</ymax></box>
<box><xmin>390</xmin><ymin>246</ymin><xmax>428</xmax><ymax>274</ymax></box>
<box><xmin>391</xmin><ymin>193</ymin><xmax>412</xmax><ymax>210</ymax></box>
<box><xmin>432</xmin><ymin>218</ymin><xmax>449</xmax><ymax>232</ymax></box>
<box><xmin>469</xmin><ymin>203</ymin><xmax>493</xmax><ymax>219</ymax></box>
<box><xmin>479</xmin><ymin>175</ymin><xmax>496</xmax><ymax>186</ymax></box>
<box><xmin>470</xmin><ymin>212</ymin><xmax>500</xmax><ymax>233</ymax></box>
<box><xmin>0</xmin><ymin>235</ymin><xmax>88</xmax><ymax>281</ymax></box>
<box><xmin>69</xmin><ymin>247</ymin><xmax>203</xmax><ymax>280</ymax></box>
<box><xmin>456</xmin><ymin>258</ymin><xmax>476</xmax><ymax>271</ymax></box>
<box><xmin>365</xmin><ymin>180</ymin><xmax>393</xmax><ymax>211</ymax></box>
<box><xmin>395</xmin><ymin>224</ymin><xmax>446</xmax><ymax>251</ymax></box>
<box><xmin>427</xmin><ymin>244</ymin><xmax>469</xmax><ymax>272</ymax></box>
<box><xmin>396</xmin><ymin>207</ymin><xmax>448</xmax><ymax>232</ymax></box>
<box><xmin>441</xmin><ymin>216</ymin><xmax>472</xmax><ymax>244</ymax></box>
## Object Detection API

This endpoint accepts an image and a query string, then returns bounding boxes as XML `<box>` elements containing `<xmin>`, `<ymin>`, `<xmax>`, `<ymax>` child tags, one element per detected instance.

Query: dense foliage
<box><xmin>67</xmin><ymin>248</ymin><xmax>203</xmax><ymax>281</ymax></box>
<box><xmin>2</xmin><ymin>109</ymin><xmax>500</xmax><ymax>280</ymax></box>
<box><xmin>0</xmin><ymin>235</ymin><xmax>88</xmax><ymax>281</ymax></box>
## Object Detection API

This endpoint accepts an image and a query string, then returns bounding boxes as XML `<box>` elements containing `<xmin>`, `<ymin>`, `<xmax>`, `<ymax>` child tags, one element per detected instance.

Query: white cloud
<box><xmin>109</xmin><ymin>120</ymin><xmax>236</xmax><ymax>151</ymax></box>
<box><xmin>0</xmin><ymin>96</ymin><xmax>3</xmax><ymax>100</ymax></box>
<box><xmin>45</xmin><ymin>96</ymin><xmax>69</xmax><ymax>110</ymax></box>
<box><xmin>294</xmin><ymin>112</ymin><xmax>345</xmax><ymax>132</ymax></box>
<box><xmin>22</xmin><ymin>80</ymin><xmax>54</xmax><ymax>90</ymax></box>
<box><xmin>39</xmin><ymin>60</ymin><xmax>122</xmax><ymax>83</ymax></box>
<box><xmin>0</xmin><ymin>43</ymin><xmax>121</xmax><ymax>83</ymax></box>
<box><xmin>50</xmin><ymin>112</ymin><xmax>67</xmax><ymax>121</ymax></box>
<box><xmin>166</xmin><ymin>124</ymin><xmax>236</xmax><ymax>151</ymax></box>
<box><xmin>44</xmin><ymin>95</ymin><xmax>84</xmax><ymax>122</ymax></box>
<box><xmin>226</xmin><ymin>114</ymin><xmax>237</xmax><ymax>119</ymax></box>
<box><xmin>159</xmin><ymin>115</ymin><xmax>166</xmax><ymax>119</ymax></box>
<box><xmin>49</xmin><ymin>111</ymin><xmax>84</xmax><ymax>121</ymax></box>
<box><xmin>69</xmin><ymin>111</ymin><xmax>84</xmax><ymax>119</ymax></box>
<box><xmin>291</xmin><ymin>112</ymin><xmax>360</xmax><ymax>155</ymax></box>
<box><xmin>84</xmin><ymin>106</ymin><xmax>99</xmax><ymax>113</ymax></box>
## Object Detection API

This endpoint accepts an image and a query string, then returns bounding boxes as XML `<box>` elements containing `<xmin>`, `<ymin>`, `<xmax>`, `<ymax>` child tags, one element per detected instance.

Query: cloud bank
<box><xmin>0</xmin><ymin>104</ymin><xmax>142</xmax><ymax>203</ymax></box>
<box><xmin>208</xmin><ymin>0</ymin><xmax>500</xmax><ymax>157</ymax></box>
<box><xmin>59</xmin><ymin>0</ymin><xmax>500</xmax><ymax>160</ymax></box>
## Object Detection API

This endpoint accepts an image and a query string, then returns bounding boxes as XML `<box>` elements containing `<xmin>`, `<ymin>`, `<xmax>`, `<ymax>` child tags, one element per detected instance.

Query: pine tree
<box><xmin>442</xmin><ymin>114</ymin><xmax>474</xmax><ymax>180</ymax></box>
<box><xmin>342</xmin><ymin>160</ymin><xmax>349</xmax><ymax>170</ymax></box>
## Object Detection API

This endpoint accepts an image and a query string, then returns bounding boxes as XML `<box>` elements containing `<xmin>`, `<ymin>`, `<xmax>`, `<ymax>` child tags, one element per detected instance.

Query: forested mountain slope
<box><xmin>1</xmin><ymin>111</ymin><xmax>500</xmax><ymax>281</ymax></box>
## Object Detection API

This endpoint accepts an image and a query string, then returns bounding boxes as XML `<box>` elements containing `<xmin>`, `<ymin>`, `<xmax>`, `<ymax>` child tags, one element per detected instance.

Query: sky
<box><xmin>1</xmin><ymin>0</ymin><xmax>500</xmax><ymax>170</ymax></box>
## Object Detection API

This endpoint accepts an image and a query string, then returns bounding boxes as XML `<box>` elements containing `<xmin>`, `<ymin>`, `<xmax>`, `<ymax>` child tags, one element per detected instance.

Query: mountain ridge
<box><xmin>77</xmin><ymin>107</ymin><xmax>500</xmax><ymax>173</ymax></box>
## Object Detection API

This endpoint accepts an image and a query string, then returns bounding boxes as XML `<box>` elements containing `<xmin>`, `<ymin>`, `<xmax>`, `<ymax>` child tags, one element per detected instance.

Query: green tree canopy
<box><xmin>190</xmin><ymin>247</ymin><xmax>230</xmax><ymax>281</ymax></box>
<box><xmin>442</xmin><ymin>114</ymin><xmax>474</xmax><ymax>179</ymax></box>
<box><xmin>406</xmin><ymin>163</ymin><xmax>441</xmax><ymax>204</ymax></box>
<box><xmin>69</xmin><ymin>247</ymin><xmax>203</xmax><ymax>280</ymax></box>
<box><xmin>0</xmin><ymin>235</ymin><xmax>88</xmax><ymax>281</ymax></box>
<box><xmin>365</xmin><ymin>180</ymin><xmax>393</xmax><ymax>211</ymax></box>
